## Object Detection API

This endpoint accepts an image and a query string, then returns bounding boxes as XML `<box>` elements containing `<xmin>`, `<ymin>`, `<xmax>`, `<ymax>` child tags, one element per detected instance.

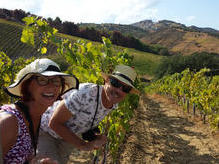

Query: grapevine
<box><xmin>145</xmin><ymin>68</ymin><xmax>219</xmax><ymax>130</ymax></box>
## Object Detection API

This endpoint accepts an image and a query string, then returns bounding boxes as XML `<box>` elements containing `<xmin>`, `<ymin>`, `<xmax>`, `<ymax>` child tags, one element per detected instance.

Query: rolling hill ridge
<box><xmin>79</xmin><ymin>20</ymin><xmax>219</xmax><ymax>55</ymax></box>
<box><xmin>1</xmin><ymin>8</ymin><xmax>219</xmax><ymax>56</ymax></box>
<box><xmin>83</xmin><ymin>19</ymin><xmax>219</xmax><ymax>55</ymax></box>
<box><xmin>132</xmin><ymin>20</ymin><xmax>219</xmax><ymax>55</ymax></box>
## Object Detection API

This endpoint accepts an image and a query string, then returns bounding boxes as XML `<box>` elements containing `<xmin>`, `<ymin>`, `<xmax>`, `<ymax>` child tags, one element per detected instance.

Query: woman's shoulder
<box><xmin>0</xmin><ymin>108</ymin><xmax>18</xmax><ymax>135</ymax></box>
<box><xmin>62</xmin><ymin>83</ymin><xmax>100</xmax><ymax>102</ymax></box>
<box><xmin>0</xmin><ymin>109</ymin><xmax>17</xmax><ymax>121</ymax></box>
<box><xmin>69</xmin><ymin>83</ymin><xmax>97</xmax><ymax>94</ymax></box>
<box><xmin>0</xmin><ymin>105</ymin><xmax>17</xmax><ymax>117</ymax></box>
<box><xmin>1</xmin><ymin>104</ymin><xmax>15</xmax><ymax>110</ymax></box>
<box><xmin>0</xmin><ymin>104</ymin><xmax>24</xmax><ymax>129</ymax></box>
<box><xmin>79</xmin><ymin>83</ymin><xmax>97</xmax><ymax>90</ymax></box>
<box><xmin>79</xmin><ymin>83</ymin><xmax>100</xmax><ymax>96</ymax></box>
<box><xmin>62</xmin><ymin>83</ymin><xmax>94</xmax><ymax>97</ymax></box>
<box><xmin>1</xmin><ymin>104</ymin><xmax>22</xmax><ymax>117</ymax></box>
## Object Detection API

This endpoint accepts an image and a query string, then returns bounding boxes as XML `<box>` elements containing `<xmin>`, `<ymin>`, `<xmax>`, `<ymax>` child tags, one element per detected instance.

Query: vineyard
<box><xmin>145</xmin><ymin>68</ymin><xmax>219</xmax><ymax>130</ymax></box>
<box><xmin>0</xmin><ymin>18</ymin><xmax>40</xmax><ymax>59</ymax></box>
<box><xmin>0</xmin><ymin>18</ymin><xmax>79</xmax><ymax>59</ymax></box>
<box><xmin>0</xmin><ymin>16</ymin><xmax>218</xmax><ymax>163</ymax></box>
<box><xmin>0</xmin><ymin>18</ymin><xmax>163</xmax><ymax>76</ymax></box>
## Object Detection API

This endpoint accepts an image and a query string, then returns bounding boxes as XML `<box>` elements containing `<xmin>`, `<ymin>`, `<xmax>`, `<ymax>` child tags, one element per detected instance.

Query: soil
<box><xmin>68</xmin><ymin>94</ymin><xmax>219</xmax><ymax>164</ymax></box>
<box><xmin>118</xmin><ymin>94</ymin><xmax>219</xmax><ymax>164</ymax></box>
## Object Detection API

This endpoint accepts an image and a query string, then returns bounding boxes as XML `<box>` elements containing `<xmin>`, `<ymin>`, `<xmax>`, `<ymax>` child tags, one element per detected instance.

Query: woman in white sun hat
<box><xmin>0</xmin><ymin>58</ymin><xmax>79</xmax><ymax>164</ymax></box>
<box><xmin>37</xmin><ymin>64</ymin><xmax>139</xmax><ymax>164</ymax></box>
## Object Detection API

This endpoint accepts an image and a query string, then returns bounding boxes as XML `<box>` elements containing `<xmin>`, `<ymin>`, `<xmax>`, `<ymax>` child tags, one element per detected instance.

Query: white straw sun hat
<box><xmin>5</xmin><ymin>58</ymin><xmax>79</xmax><ymax>97</ymax></box>
<box><xmin>101</xmin><ymin>65</ymin><xmax>139</xmax><ymax>94</ymax></box>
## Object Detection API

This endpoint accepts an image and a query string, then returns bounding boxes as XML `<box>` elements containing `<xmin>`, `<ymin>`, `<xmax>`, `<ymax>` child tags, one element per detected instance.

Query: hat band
<box><xmin>112</xmin><ymin>73</ymin><xmax>134</xmax><ymax>85</ymax></box>
<box><xmin>45</xmin><ymin>65</ymin><xmax>61</xmax><ymax>72</ymax></box>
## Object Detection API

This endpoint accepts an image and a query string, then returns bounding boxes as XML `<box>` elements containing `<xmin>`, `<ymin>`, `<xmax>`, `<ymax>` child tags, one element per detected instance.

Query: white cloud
<box><xmin>0</xmin><ymin>0</ymin><xmax>43</xmax><ymax>13</ymax></box>
<box><xmin>170</xmin><ymin>16</ymin><xmax>181</xmax><ymax>24</ymax></box>
<box><xmin>186</xmin><ymin>16</ymin><xmax>196</xmax><ymax>22</ymax></box>
<box><xmin>0</xmin><ymin>0</ymin><xmax>161</xmax><ymax>24</ymax></box>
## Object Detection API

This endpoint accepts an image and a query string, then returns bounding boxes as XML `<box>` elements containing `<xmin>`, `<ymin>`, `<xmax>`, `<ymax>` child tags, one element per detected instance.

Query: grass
<box><xmin>127</xmin><ymin>48</ymin><xmax>164</xmax><ymax>76</ymax></box>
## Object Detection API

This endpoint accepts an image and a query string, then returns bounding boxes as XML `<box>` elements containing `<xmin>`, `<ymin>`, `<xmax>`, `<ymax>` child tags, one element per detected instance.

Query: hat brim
<box><xmin>6</xmin><ymin>71</ymin><xmax>79</xmax><ymax>97</ymax></box>
<box><xmin>101</xmin><ymin>72</ymin><xmax>139</xmax><ymax>94</ymax></box>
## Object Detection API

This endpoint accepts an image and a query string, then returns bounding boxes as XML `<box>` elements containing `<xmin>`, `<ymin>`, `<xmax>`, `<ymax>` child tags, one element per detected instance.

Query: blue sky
<box><xmin>1</xmin><ymin>0</ymin><xmax>218</xmax><ymax>30</ymax></box>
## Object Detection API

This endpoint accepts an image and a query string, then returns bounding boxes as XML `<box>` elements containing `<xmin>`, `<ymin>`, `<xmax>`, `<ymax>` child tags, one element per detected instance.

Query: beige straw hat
<box><xmin>5</xmin><ymin>58</ymin><xmax>79</xmax><ymax>97</ymax></box>
<box><xmin>101</xmin><ymin>65</ymin><xmax>139</xmax><ymax>94</ymax></box>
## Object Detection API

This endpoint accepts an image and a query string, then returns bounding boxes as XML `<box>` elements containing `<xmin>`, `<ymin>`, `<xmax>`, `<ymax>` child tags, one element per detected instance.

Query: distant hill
<box><xmin>131</xmin><ymin>20</ymin><xmax>219</xmax><ymax>55</ymax></box>
<box><xmin>80</xmin><ymin>20</ymin><xmax>219</xmax><ymax>55</ymax></box>
<box><xmin>132</xmin><ymin>20</ymin><xmax>186</xmax><ymax>32</ymax></box>
<box><xmin>78</xmin><ymin>23</ymin><xmax>149</xmax><ymax>38</ymax></box>
<box><xmin>131</xmin><ymin>19</ymin><xmax>219</xmax><ymax>36</ymax></box>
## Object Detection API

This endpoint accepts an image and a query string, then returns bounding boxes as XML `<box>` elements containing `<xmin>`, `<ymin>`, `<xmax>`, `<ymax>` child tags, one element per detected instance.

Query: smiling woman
<box><xmin>0</xmin><ymin>58</ymin><xmax>79</xmax><ymax>164</ymax></box>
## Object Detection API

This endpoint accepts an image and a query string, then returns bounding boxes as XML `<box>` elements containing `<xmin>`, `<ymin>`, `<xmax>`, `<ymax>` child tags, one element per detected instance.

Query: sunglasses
<box><xmin>33</xmin><ymin>76</ymin><xmax>62</xmax><ymax>87</ymax></box>
<box><xmin>109</xmin><ymin>77</ymin><xmax>132</xmax><ymax>93</ymax></box>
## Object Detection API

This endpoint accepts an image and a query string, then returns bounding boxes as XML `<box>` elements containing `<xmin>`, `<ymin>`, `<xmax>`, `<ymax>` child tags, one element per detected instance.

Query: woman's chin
<box><xmin>40</xmin><ymin>96</ymin><xmax>57</xmax><ymax>106</ymax></box>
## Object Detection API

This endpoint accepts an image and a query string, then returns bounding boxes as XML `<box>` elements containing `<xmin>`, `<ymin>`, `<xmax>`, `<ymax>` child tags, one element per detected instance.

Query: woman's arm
<box><xmin>49</xmin><ymin>100</ymin><xmax>98</xmax><ymax>151</ymax></box>
<box><xmin>0</xmin><ymin>112</ymin><xmax>18</xmax><ymax>157</ymax></box>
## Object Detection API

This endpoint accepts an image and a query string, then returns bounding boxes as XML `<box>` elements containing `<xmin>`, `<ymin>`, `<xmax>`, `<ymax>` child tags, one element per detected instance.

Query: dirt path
<box><xmin>118</xmin><ymin>94</ymin><xmax>219</xmax><ymax>164</ymax></box>
<box><xmin>68</xmin><ymin>94</ymin><xmax>219</xmax><ymax>163</ymax></box>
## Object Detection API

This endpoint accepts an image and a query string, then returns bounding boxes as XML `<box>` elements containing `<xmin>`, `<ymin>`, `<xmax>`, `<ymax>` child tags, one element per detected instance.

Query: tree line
<box><xmin>154</xmin><ymin>52</ymin><xmax>219</xmax><ymax>79</ymax></box>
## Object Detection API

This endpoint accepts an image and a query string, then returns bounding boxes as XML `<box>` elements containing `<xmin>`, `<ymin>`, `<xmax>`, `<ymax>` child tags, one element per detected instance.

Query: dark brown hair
<box><xmin>20</xmin><ymin>76</ymin><xmax>34</xmax><ymax>102</ymax></box>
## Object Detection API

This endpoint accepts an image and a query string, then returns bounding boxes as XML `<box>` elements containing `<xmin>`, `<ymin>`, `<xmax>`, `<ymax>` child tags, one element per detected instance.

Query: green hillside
<box><xmin>126</xmin><ymin>49</ymin><xmax>163</xmax><ymax>76</ymax></box>
<box><xmin>0</xmin><ymin>18</ymin><xmax>163</xmax><ymax>77</ymax></box>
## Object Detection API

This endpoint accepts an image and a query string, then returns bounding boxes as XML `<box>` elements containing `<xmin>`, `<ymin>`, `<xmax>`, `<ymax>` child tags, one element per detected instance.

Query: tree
<box><xmin>12</xmin><ymin>9</ymin><xmax>27</xmax><ymax>22</ymax></box>
<box><xmin>47</xmin><ymin>17</ymin><xmax>53</xmax><ymax>25</ymax></box>
<box><xmin>62</xmin><ymin>21</ymin><xmax>79</xmax><ymax>36</ymax></box>
<box><xmin>52</xmin><ymin>17</ymin><xmax>62</xmax><ymax>31</ymax></box>
<box><xmin>79</xmin><ymin>27</ymin><xmax>102</xmax><ymax>42</ymax></box>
